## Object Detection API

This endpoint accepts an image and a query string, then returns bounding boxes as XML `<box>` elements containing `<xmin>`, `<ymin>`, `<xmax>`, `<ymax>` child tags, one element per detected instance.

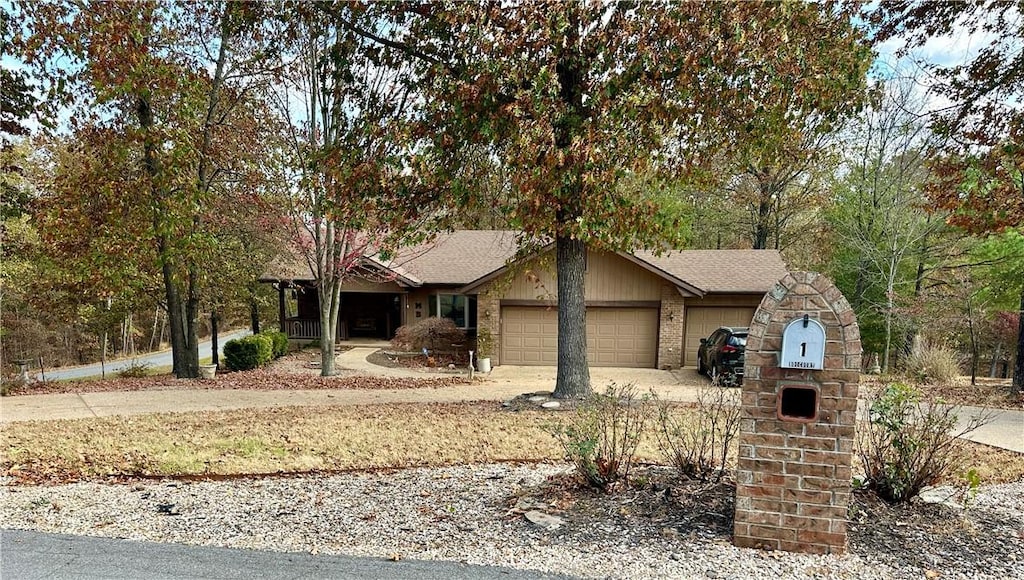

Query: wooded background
<box><xmin>1</xmin><ymin>2</ymin><xmax>1020</xmax><ymax>393</ymax></box>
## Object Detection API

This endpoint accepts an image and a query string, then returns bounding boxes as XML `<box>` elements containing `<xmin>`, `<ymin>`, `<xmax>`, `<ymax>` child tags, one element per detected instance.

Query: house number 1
<box><xmin>780</xmin><ymin>315</ymin><xmax>826</xmax><ymax>370</ymax></box>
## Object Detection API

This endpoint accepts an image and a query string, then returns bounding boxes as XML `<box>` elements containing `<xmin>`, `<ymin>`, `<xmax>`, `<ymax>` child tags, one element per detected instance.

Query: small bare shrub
<box><xmin>857</xmin><ymin>381</ymin><xmax>991</xmax><ymax>503</ymax></box>
<box><xmin>654</xmin><ymin>385</ymin><xmax>741</xmax><ymax>482</ymax></box>
<box><xmin>546</xmin><ymin>383</ymin><xmax>652</xmax><ymax>490</ymax></box>
<box><xmin>905</xmin><ymin>343</ymin><xmax>961</xmax><ymax>385</ymax></box>
<box><xmin>391</xmin><ymin>318</ymin><xmax>467</xmax><ymax>354</ymax></box>
<box><xmin>1</xmin><ymin>377</ymin><xmax>20</xmax><ymax>397</ymax></box>
<box><xmin>117</xmin><ymin>360</ymin><xmax>152</xmax><ymax>378</ymax></box>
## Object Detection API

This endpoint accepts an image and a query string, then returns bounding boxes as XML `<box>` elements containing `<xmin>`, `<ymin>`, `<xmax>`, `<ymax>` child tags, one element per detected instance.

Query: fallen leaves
<box><xmin>8</xmin><ymin>370</ymin><xmax>471</xmax><ymax>397</ymax></box>
<box><xmin>1</xmin><ymin>402</ymin><xmax>565</xmax><ymax>485</ymax></box>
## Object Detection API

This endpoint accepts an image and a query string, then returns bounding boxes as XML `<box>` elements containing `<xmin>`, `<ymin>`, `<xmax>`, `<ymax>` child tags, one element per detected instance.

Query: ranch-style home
<box><xmin>259</xmin><ymin>230</ymin><xmax>789</xmax><ymax>369</ymax></box>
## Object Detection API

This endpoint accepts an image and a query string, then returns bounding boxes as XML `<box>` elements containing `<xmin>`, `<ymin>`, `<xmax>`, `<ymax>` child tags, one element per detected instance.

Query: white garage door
<box><xmin>683</xmin><ymin>307</ymin><xmax>756</xmax><ymax>366</ymax></box>
<box><xmin>501</xmin><ymin>306</ymin><xmax>658</xmax><ymax>368</ymax></box>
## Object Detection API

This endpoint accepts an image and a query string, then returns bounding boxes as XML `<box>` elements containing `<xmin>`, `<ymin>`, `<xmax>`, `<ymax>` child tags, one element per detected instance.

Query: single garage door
<box><xmin>501</xmin><ymin>306</ymin><xmax>658</xmax><ymax>368</ymax></box>
<box><xmin>683</xmin><ymin>307</ymin><xmax>756</xmax><ymax>366</ymax></box>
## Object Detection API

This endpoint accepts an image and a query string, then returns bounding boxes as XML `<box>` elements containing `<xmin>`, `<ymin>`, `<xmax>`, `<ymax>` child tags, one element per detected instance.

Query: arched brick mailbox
<box><xmin>733</xmin><ymin>272</ymin><xmax>860</xmax><ymax>555</ymax></box>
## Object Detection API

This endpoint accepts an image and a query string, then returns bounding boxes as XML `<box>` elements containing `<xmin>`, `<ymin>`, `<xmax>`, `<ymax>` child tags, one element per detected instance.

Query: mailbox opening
<box><xmin>778</xmin><ymin>385</ymin><xmax>818</xmax><ymax>422</ymax></box>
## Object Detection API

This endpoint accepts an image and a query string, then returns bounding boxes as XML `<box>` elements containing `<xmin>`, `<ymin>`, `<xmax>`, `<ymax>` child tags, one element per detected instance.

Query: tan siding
<box><xmin>498</xmin><ymin>250</ymin><xmax>662</xmax><ymax>301</ymax></box>
<box><xmin>340</xmin><ymin>278</ymin><xmax>406</xmax><ymax>293</ymax></box>
<box><xmin>500</xmin><ymin>256</ymin><xmax>559</xmax><ymax>301</ymax></box>
<box><xmin>685</xmin><ymin>294</ymin><xmax>764</xmax><ymax>308</ymax></box>
<box><xmin>586</xmin><ymin>251</ymin><xmax>663</xmax><ymax>301</ymax></box>
<box><xmin>404</xmin><ymin>289</ymin><xmax>433</xmax><ymax>325</ymax></box>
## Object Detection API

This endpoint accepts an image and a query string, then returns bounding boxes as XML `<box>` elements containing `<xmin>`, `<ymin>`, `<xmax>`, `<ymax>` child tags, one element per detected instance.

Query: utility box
<box><xmin>733</xmin><ymin>272</ymin><xmax>861</xmax><ymax>555</ymax></box>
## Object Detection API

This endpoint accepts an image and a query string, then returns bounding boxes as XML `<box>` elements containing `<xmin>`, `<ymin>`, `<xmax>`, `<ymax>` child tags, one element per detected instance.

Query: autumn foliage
<box><xmin>391</xmin><ymin>318</ymin><xmax>467</xmax><ymax>355</ymax></box>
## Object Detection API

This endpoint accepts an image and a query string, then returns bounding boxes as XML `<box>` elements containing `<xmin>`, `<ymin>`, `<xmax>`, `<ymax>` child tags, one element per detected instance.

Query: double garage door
<box><xmin>683</xmin><ymin>307</ymin><xmax>756</xmax><ymax>366</ymax></box>
<box><xmin>501</xmin><ymin>306</ymin><xmax>658</xmax><ymax>368</ymax></box>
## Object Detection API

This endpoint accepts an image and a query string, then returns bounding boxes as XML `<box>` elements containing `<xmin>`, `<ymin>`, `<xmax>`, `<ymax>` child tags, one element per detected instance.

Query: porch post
<box><xmin>278</xmin><ymin>284</ymin><xmax>286</xmax><ymax>334</ymax></box>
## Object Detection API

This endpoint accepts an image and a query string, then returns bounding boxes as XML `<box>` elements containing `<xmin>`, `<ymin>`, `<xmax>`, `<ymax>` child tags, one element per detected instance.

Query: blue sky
<box><xmin>870</xmin><ymin>9</ymin><xmax>1014</xmax><ymax>115</ymax></box>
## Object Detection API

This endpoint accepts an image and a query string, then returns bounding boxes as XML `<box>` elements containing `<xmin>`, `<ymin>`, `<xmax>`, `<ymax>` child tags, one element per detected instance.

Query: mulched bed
<box><xmin>511</xmin><ymin>467</ymin><xmax>736</xmax><ymax>543</ymax></box>
<box><xmin>847</xmin><ymin>488</ymin><xmax>1024</xmax><ymax>575</ymax></box>
<box><xmin>366</xmin><ymin>349</ymin><xmax>471</xmax><ymax>370</ymax></box>
<box><xmin>511</xmin><ymin>465</ymin><xmax>1024</xmax><ymax>578</ymax></box>
<box><xmin>3</xmin><ymin>369</ymin><xmax>470</xmax><ymax>397</ymax></box>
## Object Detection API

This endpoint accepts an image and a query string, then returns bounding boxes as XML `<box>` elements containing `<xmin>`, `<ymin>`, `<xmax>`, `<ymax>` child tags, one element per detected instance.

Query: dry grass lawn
<box><xmin>1</xmin><ymin>402</ymin><xmax>623</xmax><ymax>483</ymax></box>
<box><xmin>4</xmin><ymin>401</ymin><xmax>1022</xmax><ymax>488</ymax></box>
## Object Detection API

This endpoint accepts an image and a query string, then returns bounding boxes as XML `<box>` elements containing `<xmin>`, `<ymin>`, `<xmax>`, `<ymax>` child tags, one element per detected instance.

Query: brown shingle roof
<box><xmin>636</xmin><ymin>249</ymin><xmax>788</xmax><ymax>293</ymax></box>
<box><xmin>382</xmin><ymin>230</ymin><xmax>522</xmax><ymax>285</ymax></box>
<box><xmin>259</xmin><ymin>252</ymin><xmax>312</xmax><ymax>282</ymax></box>
<box><xmin>262</xmin><ymin>230</ymin><xmax>789</xmax><ymax>294</ymax></box>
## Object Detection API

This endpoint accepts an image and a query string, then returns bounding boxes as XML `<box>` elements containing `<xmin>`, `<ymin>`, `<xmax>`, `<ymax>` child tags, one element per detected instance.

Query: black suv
<box><xmin>697</xmin><ymin>326</ymin><xmax>749</xmax><ymax>387</ymax></box>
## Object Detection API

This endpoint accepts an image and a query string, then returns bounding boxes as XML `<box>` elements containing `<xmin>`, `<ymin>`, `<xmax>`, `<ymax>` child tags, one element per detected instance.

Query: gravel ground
<box><xmin>2</xmin><ymin>463</ymin><xmax>1022</xmax><ymax>580</ymax></box>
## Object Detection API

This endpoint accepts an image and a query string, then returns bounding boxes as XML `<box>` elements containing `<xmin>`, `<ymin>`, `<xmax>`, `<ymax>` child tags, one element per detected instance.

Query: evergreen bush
<box><xmin>224</xmin><ymin>335</ymin><xmax>275</xmax><ymax>371</ymax></box>
<box><xmin>252</xmin><ymin>334</ymin><xmax>273</xmax><ymax>364</ymax></box>
<box><xmin>261</xmin><ymin>330</ymin><xmax>289</xmax><ymax>358</ymax></box>
<box><xmin>224</xmin><ymin>338</ymin><xmax>259</xmax><ymax>371</ymax></box>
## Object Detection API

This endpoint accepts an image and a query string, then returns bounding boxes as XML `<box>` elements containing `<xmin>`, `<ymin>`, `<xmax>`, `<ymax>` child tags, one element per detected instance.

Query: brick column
<box><xmin>657</xmin><ymin>284</ymin><xmax>684</xmax><ymax>370</ymax></box>
<box><xmin>477</xmin><ymin>291</ymin><xmax>501</xmax><ymax>365</ymax></box>
<box><xmin>733</xmin><ymin>271</ymin><xmax>861</xmax><ymax>555</ymax></box>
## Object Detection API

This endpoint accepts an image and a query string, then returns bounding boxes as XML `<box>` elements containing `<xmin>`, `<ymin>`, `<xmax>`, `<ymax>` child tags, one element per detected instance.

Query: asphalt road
<box><xmin>1</xmin><ymin>529</ymin><xmax>573</xmax><ymax>580</ymax></box>
<box><xmin>34</xmin><ymin>329</ymin><xmax>251</xmax><ymax>381</ymax></box>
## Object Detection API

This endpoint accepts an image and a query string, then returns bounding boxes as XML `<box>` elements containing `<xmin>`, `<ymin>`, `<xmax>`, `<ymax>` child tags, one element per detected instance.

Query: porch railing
<box><xmin>286</xmin><ymin>318</ymin><xmax>321</xmax><ymax>339</ymax></box>
<box><xmin>285</xmin><ymin>318</ymin><xmax>348</xmax><ymax>340</ymax></box>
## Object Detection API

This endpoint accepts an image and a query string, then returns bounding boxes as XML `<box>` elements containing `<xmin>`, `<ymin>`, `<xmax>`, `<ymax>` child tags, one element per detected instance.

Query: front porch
<box><xmin>277</xmin><ymin>285</ymin><xmax>404</xmax><ymax>342</ymax></box>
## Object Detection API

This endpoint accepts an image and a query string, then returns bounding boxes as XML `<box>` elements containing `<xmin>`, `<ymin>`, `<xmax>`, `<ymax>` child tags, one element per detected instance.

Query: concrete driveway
<box><xmin>487</xmin><ymin>364</ymin><xmax>710</xmax><ymax>401</ymax></box>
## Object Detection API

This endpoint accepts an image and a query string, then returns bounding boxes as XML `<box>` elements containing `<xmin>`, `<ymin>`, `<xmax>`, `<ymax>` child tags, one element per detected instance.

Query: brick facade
<box><xmin>733</xmin><ymin>272</ymin><xmax>860</xmax><ymax>555</ymax></box>
<box><xmin>476</xmin><ymin>291</ymin><xmax>502</xmax><ymax>365</ymax></box>
<box><xmin>657</xmin><ymin>284</ymin><xmax>685</xmax><ymax>370</ymax></box>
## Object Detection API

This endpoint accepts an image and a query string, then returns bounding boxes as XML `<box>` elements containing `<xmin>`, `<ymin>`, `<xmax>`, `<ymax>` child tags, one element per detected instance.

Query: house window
<box><xmin>429</xmin><ymin>294</ymin><xmax>477</xmax><ymax>329</ymax></box>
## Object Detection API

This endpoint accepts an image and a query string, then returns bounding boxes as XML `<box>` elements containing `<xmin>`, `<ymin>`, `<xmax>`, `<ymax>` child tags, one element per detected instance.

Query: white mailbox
<box><xmin>780</xmin><ymin>315</ymin><xmax>826</xmax><ymax>370</ymax></box>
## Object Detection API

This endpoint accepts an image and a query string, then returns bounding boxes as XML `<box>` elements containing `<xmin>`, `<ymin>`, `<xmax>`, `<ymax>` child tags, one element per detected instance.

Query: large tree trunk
<box><xmin>319</xmin><ymin>298</ymin><xmax>335</xmax><ymax>376</ymax></box>
<box><xmin>161</xmin><ymin>262</ymin><xmax>200</xmax><ymax>378</ymax></box>
<box><xmin>553</xmin><ymin>235</ymin><xmax>590</xmax><ymax>399</ymax></box>
<box><xmin>1013</xmin><ymin>285</ymin><xmax>1023</xmax><ymax>397</ymax></box>
<box><xmin>551</xmin><ymin>22</ymin><xmax>590</xmax><ymax>399</ymax></box>
<box><xmin>319</xmin><ymin>277</ymin><xmax>343</xmax><ymax>377</ymax></box>
<box><xmin>163</xmin><ymin>5</ymin><xmax>230</xmax><ymax>380</ymax></box>
<box><xmin>139</xmin><ymin>78</ymin><xmax>201</xmax><ymax>378</ymax></box>
<box><xmin>161</xmin><ymin>259</ymin><xmax>188</xmax><ymax>377</ymax></box>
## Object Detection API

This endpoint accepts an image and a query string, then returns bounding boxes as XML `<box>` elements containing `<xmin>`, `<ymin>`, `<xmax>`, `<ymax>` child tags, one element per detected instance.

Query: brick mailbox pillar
<box><xmin>733</xmin><ymin>272</ymin><xmax>860</xmax><ymax>555</ymax></box>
